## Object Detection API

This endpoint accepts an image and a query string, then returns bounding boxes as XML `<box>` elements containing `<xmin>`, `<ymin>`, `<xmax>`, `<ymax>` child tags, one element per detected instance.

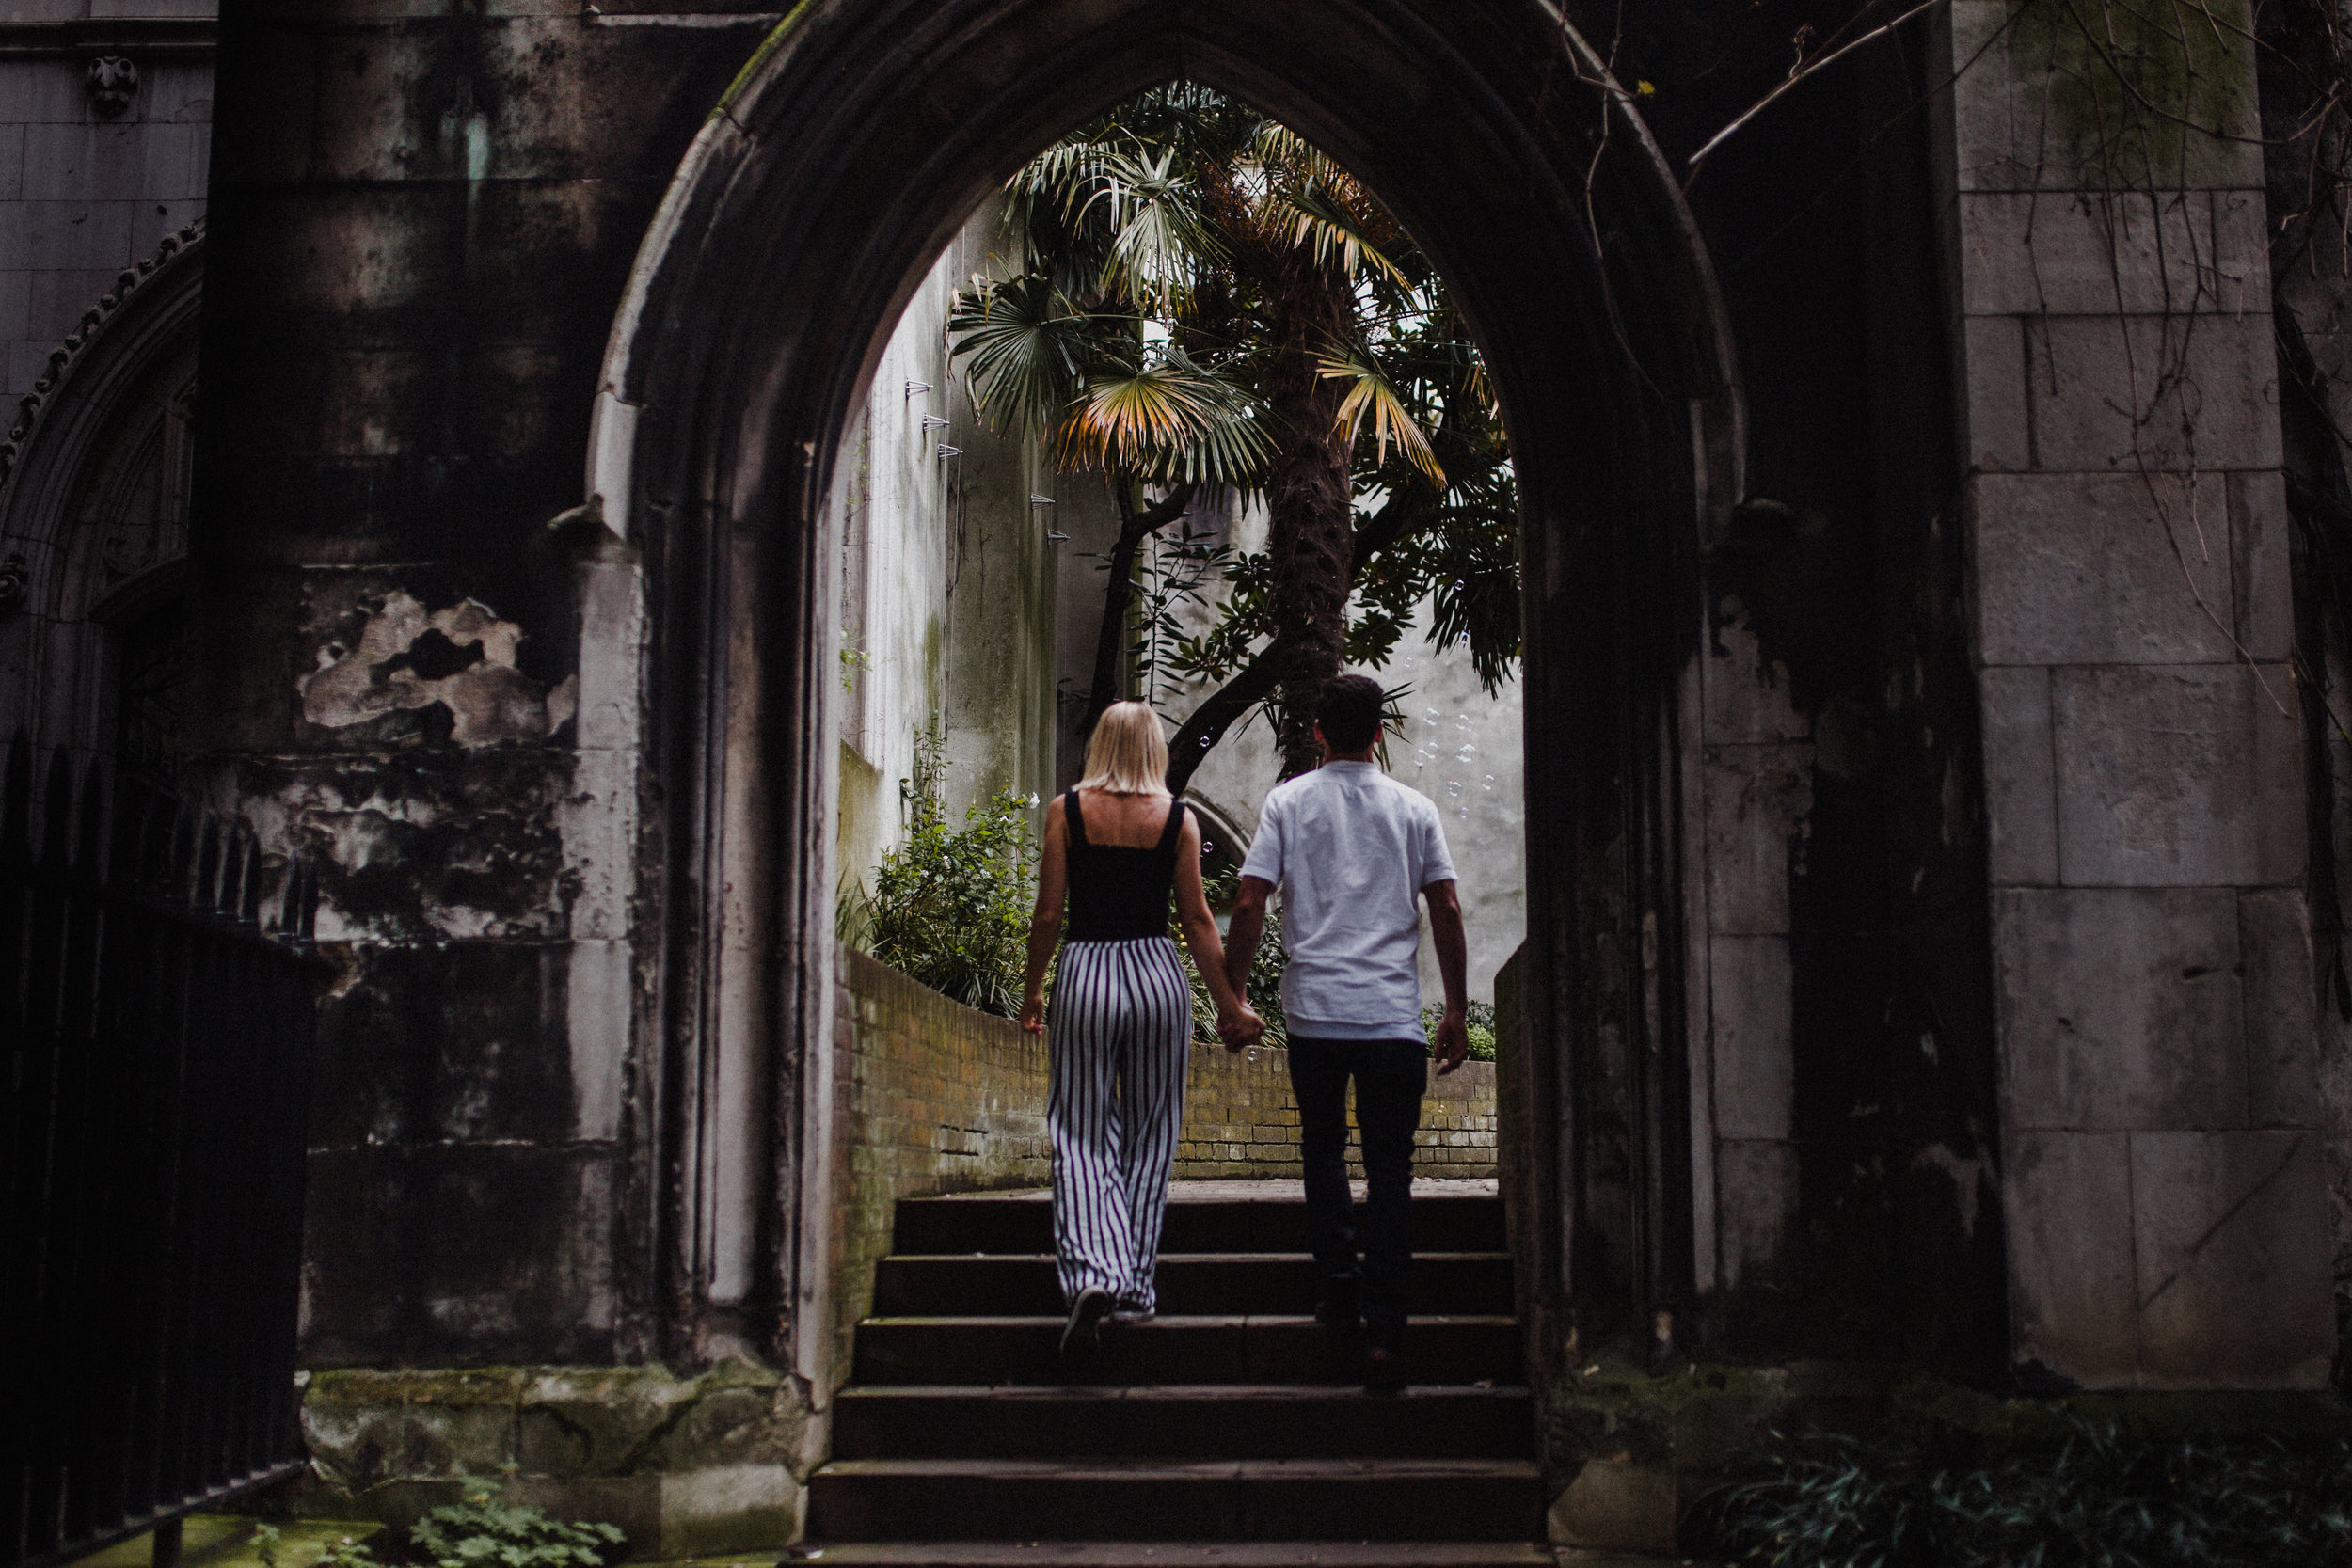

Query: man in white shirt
<box><xmin>1222</xmin><ymin>673</ymin><xmax>1470</xmax><ymax>1391</ymax></box>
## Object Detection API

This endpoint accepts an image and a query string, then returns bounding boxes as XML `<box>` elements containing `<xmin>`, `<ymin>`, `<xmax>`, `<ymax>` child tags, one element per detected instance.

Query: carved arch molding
<box><xmin>0</xmin><ymin>225</ymin><xmax>205</xmax><ymax>780</ymax></box>
<box><xmin>585</xmin><ymin>0</ymin><xmax>1744</xmax><ymax>1368</ymax></box>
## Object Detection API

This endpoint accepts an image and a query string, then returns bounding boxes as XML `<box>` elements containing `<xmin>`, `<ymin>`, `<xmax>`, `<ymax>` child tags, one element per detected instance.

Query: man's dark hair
<box><xmin>1315</xmin><ymin>673</ymin><xmax>1385</xmax><ymax>753</ymax></box>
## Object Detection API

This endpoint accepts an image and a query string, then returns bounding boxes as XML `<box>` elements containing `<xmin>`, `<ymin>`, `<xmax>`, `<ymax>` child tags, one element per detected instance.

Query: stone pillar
<box><xmin>1938</xmin><ymin>0</ymin><xmax>2331</xmax><ymax>1387</ymax></box>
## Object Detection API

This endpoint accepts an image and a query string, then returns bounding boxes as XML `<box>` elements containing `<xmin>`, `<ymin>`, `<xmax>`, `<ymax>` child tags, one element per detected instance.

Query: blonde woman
<box><xmin>1020</xmin><ymin>701</ymin><xmax>1262</xmax><ymax>1355</ymax></box>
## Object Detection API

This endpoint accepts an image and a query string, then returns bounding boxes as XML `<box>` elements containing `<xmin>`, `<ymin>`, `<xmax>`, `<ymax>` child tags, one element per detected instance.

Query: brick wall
<box><xmin>830</xmin><ymin>950</ymin><xmax>1499</xmax><ymax>1370</ymax></box>
<box><xmin>1174</xmin><ymin>1037</ymin><xmax>1498</xmax><ymax>1180</ymax></box>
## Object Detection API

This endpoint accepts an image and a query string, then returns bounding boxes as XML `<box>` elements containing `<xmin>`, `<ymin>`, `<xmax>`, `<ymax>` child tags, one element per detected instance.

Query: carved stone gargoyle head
<box><xmin>86</xmin><ymin>56</ymin><xmax>138</xmax><ymax>119</ymax></box>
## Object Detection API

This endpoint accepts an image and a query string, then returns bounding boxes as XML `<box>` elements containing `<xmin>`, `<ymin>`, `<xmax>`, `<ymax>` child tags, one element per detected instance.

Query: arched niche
<box><xmin>0</xmin><ymin>226</ymin><xmax>204</xmax><ymax>787</ymax></box>
<box><xmin>583</xmin><ymin>0</ymin><xmax>1742</xmax><ymax>1374</ymax></box>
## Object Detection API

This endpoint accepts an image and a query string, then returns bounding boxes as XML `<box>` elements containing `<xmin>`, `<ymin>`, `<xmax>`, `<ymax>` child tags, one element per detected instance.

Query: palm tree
<box><xmin>949</xmin><ymin>84</ymin><xmax>1518</xmax><ymax>786</ymax></box>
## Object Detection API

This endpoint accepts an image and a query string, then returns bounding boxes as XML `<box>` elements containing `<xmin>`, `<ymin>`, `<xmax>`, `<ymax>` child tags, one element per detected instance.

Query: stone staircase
<box><xmin>803</xmin><ymin>1180</ymin><xmax>1548</xmax><ymax>1567</ymax></box>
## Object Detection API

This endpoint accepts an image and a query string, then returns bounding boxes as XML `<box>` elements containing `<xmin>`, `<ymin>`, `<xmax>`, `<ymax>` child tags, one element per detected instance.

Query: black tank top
<box><xmin>1063</xmin><ymin>791</ymin><xmax>1186</xmax><ymax>942</ymax></box>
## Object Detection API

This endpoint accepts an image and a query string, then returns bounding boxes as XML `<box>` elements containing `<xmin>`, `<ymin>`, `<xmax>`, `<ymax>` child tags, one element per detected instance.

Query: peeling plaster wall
<box><xmin>190</xmin><ymin>3</ymin><xmax>774</xmax><ymax>1371</ymax></box>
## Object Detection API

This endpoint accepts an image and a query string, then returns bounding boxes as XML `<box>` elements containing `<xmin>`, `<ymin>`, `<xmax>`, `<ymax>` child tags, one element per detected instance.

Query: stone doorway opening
<box><xmin>582</xmin><ymin>0</ymin><xmax>1745</xmax><ymax>1513</ymax></box>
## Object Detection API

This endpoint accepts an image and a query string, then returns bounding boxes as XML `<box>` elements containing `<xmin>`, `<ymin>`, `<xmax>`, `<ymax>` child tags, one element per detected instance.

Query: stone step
<box><xmin>870</xmin><ymin>1253</ymin><xmax>1515</xmax><ymax>1318</ymax></box>
<box><xmin>783</xmin><ymin>1542</ymin><xmax>1559</xmax><ymax>1566</ymax></box>
<box><xmin>892</xmin><ymin>1195</ymin><xmax>1505</xmax><ymax>1257</ymax></box>
<box><xmin>850</xmin><ymin>1316</ymin><xmax>1522</xmax><ymax>1387</ymax></box>
<box><xmin>831</xmin><ymin>1384</ymin><xmax>1534</xmax><ymax>1459</ymax></box>
<box><xmin>803</xmin><ymin>1458</ymin><xmax>1547</xmax><ymax>1543</ymax></box>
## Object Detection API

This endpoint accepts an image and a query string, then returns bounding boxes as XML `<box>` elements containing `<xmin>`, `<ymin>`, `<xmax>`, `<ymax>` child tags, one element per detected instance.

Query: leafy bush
<box><xmin>410</xmin><ymin>1479</ymin><xmax>627</xmax><ymax>1568</ymax></box>
<box><xmin>1423</xmin><ymin>999</ymin><xmax>1497</xmax><ymax>1060</ymax></box>
<box><xmin>1693</xmin><ymin>1419</ymin><xmax>2352</xmax><ymax>1568</ymax></box>
<box><xmin>845</xmin><ymin>726</ymin><xmax>1040</xmax><ymax>1018</ymax></box>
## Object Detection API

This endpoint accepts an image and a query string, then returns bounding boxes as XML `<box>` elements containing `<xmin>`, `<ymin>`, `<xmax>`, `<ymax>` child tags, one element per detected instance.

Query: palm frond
<box><xmin>1318</xmin><ymin>342</ymin><xmax>1443</xmax><ymax>483</ymax></box>
<box><xmin>1057</xmin><ymin>348</ymin><xmax>1274</xmax><ymax>488</ymax></box>
<box><xmin>1091</xmin><ymin>148</ymin><xmax>1223</xmax><ymax>313</ymax></box>
<box><xmin>1272</xmin><ymin>182</ymin><xmax>1412</xmax><ymax>289</ymax></box>
<box><xmin>948</xmin><ymin>274</ymin><xmax>1091</xmax><ymax>437</ymax></box>
<box><xmin>1252</xmin><ymin>121</ymin><xmax>1347</xmax><ymax>188</ymax></box>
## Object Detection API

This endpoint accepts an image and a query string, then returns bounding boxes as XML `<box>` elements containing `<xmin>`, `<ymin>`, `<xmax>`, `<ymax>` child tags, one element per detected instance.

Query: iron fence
<box><xmin>3</xmin><ymin>731</ymin><xmax>326</xmax><ymax>1568</ymax></box>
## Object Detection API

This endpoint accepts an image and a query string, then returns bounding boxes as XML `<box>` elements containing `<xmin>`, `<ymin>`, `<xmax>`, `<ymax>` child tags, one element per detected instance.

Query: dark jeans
<box><xmin>1286</xmin><ymin>1035</ymin><xmax>1427</xmax><ymax>1337</ymax></box>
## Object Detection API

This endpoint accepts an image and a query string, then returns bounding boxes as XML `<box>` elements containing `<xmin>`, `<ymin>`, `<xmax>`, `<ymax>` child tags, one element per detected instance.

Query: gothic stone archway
<box><xmin>589</xmin><ymin>0</ymin><xmax>1743</xmax><ymax>1387</ymax></box>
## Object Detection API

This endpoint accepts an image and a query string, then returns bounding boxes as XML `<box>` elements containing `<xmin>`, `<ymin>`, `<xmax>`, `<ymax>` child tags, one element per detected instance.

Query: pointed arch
<box><xmin>580</xmin><ymin>0</ymin><xmax>1743</xmax><ymax>1376</ymax></box>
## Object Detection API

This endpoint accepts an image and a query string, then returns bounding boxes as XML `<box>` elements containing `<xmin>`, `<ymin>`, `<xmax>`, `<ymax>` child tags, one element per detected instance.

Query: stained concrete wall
<box><xmin>832</xmin><ymin>207</ymin><xmax>1057</xmax><ymax>899</ymax></box>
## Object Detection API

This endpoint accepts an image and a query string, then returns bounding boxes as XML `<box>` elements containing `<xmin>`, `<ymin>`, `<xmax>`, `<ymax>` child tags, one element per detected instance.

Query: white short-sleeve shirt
<box><xmin>1237</xmin><ymin>760</ymin><xmax>1457</xmax><ymax>1040</ymax></box>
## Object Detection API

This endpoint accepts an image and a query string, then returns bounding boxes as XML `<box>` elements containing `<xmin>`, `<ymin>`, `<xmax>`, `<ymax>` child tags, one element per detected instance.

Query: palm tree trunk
<box><xmin>1259</xmin><ymin>262</ymin><xmax>1357</xmax><ymax>779</ymax></box>
<box><xmin>1162</xmin><ymin>483</ymin><xmax>1420</xmax><ymax>797</ymax></box>
<box><xmin>1079</xmin><ymin>479</ymin><xmax>1195</xmax><ymax>740</ymax></box>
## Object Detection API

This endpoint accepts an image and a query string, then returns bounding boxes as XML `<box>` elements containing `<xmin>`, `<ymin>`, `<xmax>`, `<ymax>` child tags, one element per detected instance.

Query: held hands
<box><xmin>1216</xmin><ymin>1004</ymin><xmax>1265</xmax><ymax>1053</ymax></box>
<box><xmin>1431</xmin><ymin>1007</ymin><xmax>1470</xmax><ymax>1076</ymax></box>
<box><xmin>1020</xmin><ymin>989</ymin><xmax>1046</xmax><ymax>1036</ymax></box>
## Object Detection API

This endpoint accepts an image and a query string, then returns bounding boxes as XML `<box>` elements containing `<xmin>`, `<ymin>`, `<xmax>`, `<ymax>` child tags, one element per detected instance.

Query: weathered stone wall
<box><xmin>294</xmin><ymin>1362</ymin><xmax>818</xmax><ymax>1560</ymax></box>
<box><xmin>831</xmin><ymin>201</ymin><xmax>1060</xmax><ymax>899</ymax></box>
<box><xmin>0</xmin><ymin>10</ymin><xmax>211</xmax><ymax>404</ymax></box>
<box><xmin>1933</xmin><ymin>0</ymin><xmax>2331</xmax><ymax>1389</ymax></box>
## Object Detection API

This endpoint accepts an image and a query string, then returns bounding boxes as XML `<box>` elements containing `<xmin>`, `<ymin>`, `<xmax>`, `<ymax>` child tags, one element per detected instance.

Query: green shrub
<box><xmin>845</xmin><ymin>726</ymin><xmax>1040</xmax><ymax>1019</ymax></box>
<box><xmin>1422</xmin><ymin>999</ymin><xmax>1497</xmax><ymax>1060</ymax></box>
<box><xmin>409</xmin><ymin>1479</ymin><xmax>627</xmax><ymax>1568</ymax></box>
<box><xmin>1693</xmin><ymin>1418</ymin><xmax>2352</xmax><ymax>1567</ymax></box>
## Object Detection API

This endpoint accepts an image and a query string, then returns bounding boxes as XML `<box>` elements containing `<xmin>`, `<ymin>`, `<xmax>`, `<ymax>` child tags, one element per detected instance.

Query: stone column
<box><xmin>1938</xmin><ymin>0</ymin><xmax>2331</xmax><ymax>1387</ymax></box>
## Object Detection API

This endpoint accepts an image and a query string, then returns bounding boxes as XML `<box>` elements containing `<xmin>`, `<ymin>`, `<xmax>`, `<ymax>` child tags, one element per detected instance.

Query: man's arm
<box><xmin>1424</xmin><ymin>878</ymin><xmax>1469</xmax><ymax>1074</ymax></box>
<box><xmin>1222</xmin><ymin>876</ymin><xmax>1274</xmax><ymax>1051</ymax></box>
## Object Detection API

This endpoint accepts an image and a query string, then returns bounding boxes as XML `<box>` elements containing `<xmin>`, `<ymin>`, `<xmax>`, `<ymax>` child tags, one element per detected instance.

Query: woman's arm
<box><xmin>1172</xmin><ymin>812</ymin><xmax>1258</xmax><ymax>1040</ymax></box>
<box><xmin>1019</xmin><ymin>796</ymin><xmax>1068</xmax><ymax>1035</ymax></box>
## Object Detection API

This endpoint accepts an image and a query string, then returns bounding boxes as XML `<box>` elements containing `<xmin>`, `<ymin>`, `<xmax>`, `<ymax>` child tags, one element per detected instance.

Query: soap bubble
<box><xmin>1482</xmin><ymin>774</ymin><xmax>1496</xmax><ymax>792</ymax></box>
<box><xmin>1446</xmin><ymin>780</ymin><xmax>1463</xmax><ymax>799</ymax></box>
<box><xmin>1422</xmin><ymin>706</ymin><xmax>1440</xmax><ymax>726</ymax></box>
<box><xmin>1455</xmin><ymin>803</ymin><xmax>1470</xmax><ymax>820</ymax></box>
<box><xmin>1455</xmin><ymin>744</ymin><xmax>1475</xmax><ymax>762</ymax></box>
<box><xmin>1413</xmin><ymin>747</ymin><xmax>1432</xmax><ymax>768</ymax></box>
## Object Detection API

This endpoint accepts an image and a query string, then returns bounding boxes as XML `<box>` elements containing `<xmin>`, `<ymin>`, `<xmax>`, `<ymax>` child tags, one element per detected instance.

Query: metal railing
<box><xmin>2</xmin><ymin>731</ymin><xmax>326</xmax><ymax>1568</ymax></box>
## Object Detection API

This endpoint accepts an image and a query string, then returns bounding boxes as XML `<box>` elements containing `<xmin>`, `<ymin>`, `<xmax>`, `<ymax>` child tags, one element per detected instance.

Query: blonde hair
<box><xmin>1076</xmin><ymin>701</ymin><xmax>1171</xmax><ymax>797</ymax></box>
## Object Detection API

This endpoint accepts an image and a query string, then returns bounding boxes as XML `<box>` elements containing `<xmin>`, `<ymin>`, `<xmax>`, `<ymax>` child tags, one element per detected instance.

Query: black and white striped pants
<box><xmin>1048</xmin><ymin>936</ymin><xmax>1192</xmax><ymax>1312</ymax></box>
